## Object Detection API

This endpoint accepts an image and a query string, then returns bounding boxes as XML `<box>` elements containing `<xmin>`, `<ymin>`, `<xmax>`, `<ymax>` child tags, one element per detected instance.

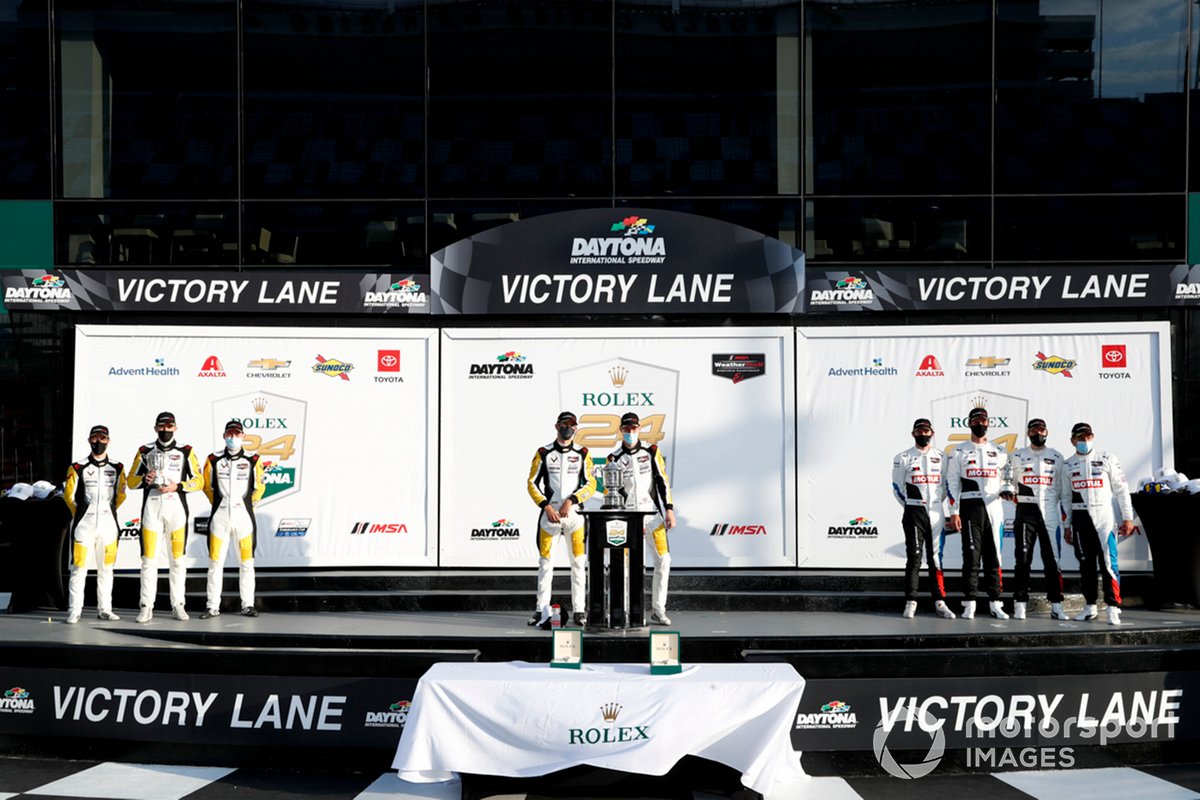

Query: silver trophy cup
<box><xmin>602</xmin><ymin>461</ymin><xmax>628</xmax><ymax>510</ymax></box>
<box><xmin>145</xmin><ymin>448</ymin><xmax>168</xmax><ymax>487</ymax></box>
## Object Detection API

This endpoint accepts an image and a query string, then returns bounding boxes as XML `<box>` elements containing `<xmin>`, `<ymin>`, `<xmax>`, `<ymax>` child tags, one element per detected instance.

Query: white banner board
<box><xmin>797</xmin><ymin>322</ymin><xmax>1173</xmax><ymax>571</ymax></box>
<box><xmin>73</xmin><ymin>325</ymin><xmax>438</xmax><ymax>568</ymax></box>
<box><xmin>439</xmin><ymin>328</ymin><xmax>797</xmax><ymax>567</ymax></box>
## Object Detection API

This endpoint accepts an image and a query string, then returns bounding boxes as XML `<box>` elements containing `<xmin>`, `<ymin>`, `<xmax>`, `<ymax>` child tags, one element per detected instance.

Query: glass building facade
<box><xmin>0</xmin><ymin>0</ymin><xmax>1198</xmax><ymax>481</ymax></box>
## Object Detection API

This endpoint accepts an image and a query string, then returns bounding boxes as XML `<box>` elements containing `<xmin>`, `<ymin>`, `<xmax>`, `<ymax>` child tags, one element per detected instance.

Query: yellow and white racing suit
<box><xmin>606</xmin><ymin>443</ymin><xmax>674</xmax><ymax>616</ymax></box>
<box><xmin>203</xmin><ymin>449</ymin><xmax>266</xmax><ymax>611</ymax></box>
<box><xmin>128</xmin><ymin>441</ymin><xmax>204</xmax><ymax>610</ymax></box>
<box><xmin>527</xmin><ymin>441</ymin><xmax>597</xmax><ymax>613</ymax></box>
<box><xmin>63</xmin><ymin>457</ymin><xmax>127</xmax><ymax>617</ymax></box>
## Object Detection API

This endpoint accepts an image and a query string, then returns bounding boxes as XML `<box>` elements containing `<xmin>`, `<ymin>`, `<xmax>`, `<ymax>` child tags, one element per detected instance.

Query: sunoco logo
<box><xmin>828</xmin><ymin>517</ymin><xmax>879</xmax><ymax>538</ymax></box>
<box><xmin>313</xmin><ymin>355</ymin><xmax>353</xmax><ymax>380</ymax></box>
<box><xmin>469</xmin><ymin>351</ymin><xmax>534</xmax><ymax>380</ymax></box>
<box><xmin>569</xmin><ymin>703</ymin><xmax>651</xmax><ymax>745</ymax></box>
<box><xmin>810</xmin><ymin>276</ymin><xmax>875</xmax><ymax>306</ymax></box>
<box><xmin>0</xmin><ymin>687</ymin><xmax>34</xmax><ymax>714</ymax></box>
<box><xmin>365</xmin><ymin>700</ymin><xmax>410</xmax><ymax>729</ymax></box>
<box><xmin>796</xmin><ymin>700</ymin><xmax>859</xmax><ymax>730</ymax></box>
<box><xmin>471</xmin><ymin>519</ymin><xmax>520</xmax><ymax>540</ymax></box>
<box><xmin>570</xmin><ymin>216</ymin><xmax>666</xmax><ymax>265</ymax></box>
<box><xmin>1032</xmin><ymin>351</ymin><xmax>1075</xmax><ymax>378</ymax></box>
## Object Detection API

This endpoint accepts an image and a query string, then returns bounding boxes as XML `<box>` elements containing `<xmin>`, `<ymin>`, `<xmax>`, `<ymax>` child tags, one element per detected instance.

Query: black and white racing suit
<box><xmin>945</xmin><ymin>441</ymin><xmax>1011</xmax><ymax>601</ymax></box>
<box><xmin>1006</xmin><ymin>446</ymin><xmax>1066</xmax><ymax>603</ymax></box>
<box><xmin>1060</xmin><ymin>449</ymin><xmax>1133</xmax><ymax>607</ymax></box>
<box><xmin>891</xmin><ymin>446</ymin><xmax>946</xmax><ymax>601</ymax></box>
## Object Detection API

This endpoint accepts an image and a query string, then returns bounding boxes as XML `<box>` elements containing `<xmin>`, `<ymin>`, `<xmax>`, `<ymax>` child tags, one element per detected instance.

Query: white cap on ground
<box><xmin>5</xmin><ymin>483</ymin><xmax>33</xmax><ymax>500</ymax></box>
<box><xmin>31</xmin><ymin>481</ymin><xmax>56</xmax><ymax>499</ymax></box>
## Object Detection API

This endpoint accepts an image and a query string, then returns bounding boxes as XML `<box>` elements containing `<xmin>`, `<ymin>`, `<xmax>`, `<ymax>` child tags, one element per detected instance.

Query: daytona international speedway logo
<box><xmin>612</xmin><ymin>216</ymin><xmax>655</xmax><ymax>236</ymax></box>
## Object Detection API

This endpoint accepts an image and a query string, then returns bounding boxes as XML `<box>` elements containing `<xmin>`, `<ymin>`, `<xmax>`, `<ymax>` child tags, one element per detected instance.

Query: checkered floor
<box><xmin>2</xmin><ymin>759</ymin><xmax>1199</xmax><ymax>799</ymax></box>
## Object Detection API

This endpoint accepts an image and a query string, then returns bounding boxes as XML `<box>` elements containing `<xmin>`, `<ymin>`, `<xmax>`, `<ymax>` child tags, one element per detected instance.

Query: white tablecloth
<box><xmin>391</xmin><ymin>661</ymin><xmax>808</xmax><ymax>795</ymax></box>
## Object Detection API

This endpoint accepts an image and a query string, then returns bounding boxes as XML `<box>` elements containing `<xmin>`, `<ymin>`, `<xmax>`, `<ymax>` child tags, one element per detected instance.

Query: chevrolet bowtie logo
<box><xmin>248</xmin><ymin>358</ymin><xmax>291</xmax><ymax>370</ymax></box>
<box><xmin>965</xmin><ymin>357</ymin><xmax>1010</xmax><ymax>369</ymax></box>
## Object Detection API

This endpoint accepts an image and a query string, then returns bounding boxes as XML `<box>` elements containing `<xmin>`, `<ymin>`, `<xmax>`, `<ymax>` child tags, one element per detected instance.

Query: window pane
<box><xmin>55</xmin><ymin>202</ymin><xmax>238</xmax><ymax>266</ymax></box>
<box><xmin>242</xmin><ymin>202</ymin><xmax>425</xmax><ymax>266</ymax></box>
<box><xmin>0</xmin><ymin>1</ymin><xmax>51</xmax><ymax>198</ymax></box>
<box><xmin>57</xmin><ymin>0</ymin><xmax>236</xmax><ymax>199</ymax></box>
<box><xmin>616</xmin><ymin>1</ymin><xmax>800</xmax><ymax>197</ymax></box>
<box><xmin>427</xmin><ymin>200</ymin><xmax>597</xmax><ymax>255</ymax></box>
<box><xmin>805</xmin><ymin>0</ymin><xmax>991</xmax><ymax>195</ymax></box>
<box><xmin>995</xmin><ymin>195</ymin><xmax>1183</xmax><ymax>261</ymax></box>
<box><xmin>428</xmin><ymin>1</ymin><xmax>612</xmax><ymax>198</ymax></box>
<box><xmin>617</xmin><ymin>198</ymin><xmax>800</xmax><ymax>248</ymax></box>
<box><xmin>243</xmin><ymin>2</ymin><xmax>424</xmax><ymax>199</ymax></box>
<box><xmin>806</xmin><ymin>198</ymin><xmax>989</xmax><ymax>263</ymax></box>
<box><xmin>996</xmin><ymin>0</ymin><xmax>1188</xmax><ymax>193</ymax></box>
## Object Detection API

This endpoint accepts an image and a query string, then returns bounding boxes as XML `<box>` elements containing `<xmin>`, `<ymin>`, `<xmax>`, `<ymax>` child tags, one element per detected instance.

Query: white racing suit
<box><xmin>1006</xmin><ymin>446</ymin><xmax>1067</xmax><ymax>603</ymax></box>
<box><xmin>128</xmin><ymin>442</ymin><xmax>204</xmax><ymax>610</ymax></box>
<box><xmin>891</xmin><ymin>446</ymin><xmax>946</xmax><ymax>601</ymax></box>
<box><xmin>607</xmin><ymin>443</ymin><xmax>674</xmax><ymax>616</ymax></box>
<box><xmin>63</xmin><ymin>457</ymin><xmax>127</xmax><ymax>617</ymax></box>
<box><xmin>203</xmin><ymin>449</ymin><xmax>265</xmax><ymax>611</ymax></box>
<box><xmin>527</xmin><ymin>441</ymin><xmax>597</xmax><ymax>614</ymax></box>
<box><xmin>1060</xmin><ymin>449</ymin><xmax>1133</xmax><ymax>607</ymax></box>
<box><xmin>945</xmin><ymin>441</ymin><xmax>1012</xmax><ymax>601</ymax></box>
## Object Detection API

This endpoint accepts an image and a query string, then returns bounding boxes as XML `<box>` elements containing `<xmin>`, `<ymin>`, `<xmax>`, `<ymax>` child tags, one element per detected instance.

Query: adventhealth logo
<box><xmin>569</xmin><ymin>703</ymin><xmax>651</xmax><ymax>745</ymax></box>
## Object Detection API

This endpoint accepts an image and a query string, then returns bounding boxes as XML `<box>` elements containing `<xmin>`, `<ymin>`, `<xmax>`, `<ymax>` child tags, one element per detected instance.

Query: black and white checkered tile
<box><xmin>2</xmin><ymin>759</ymin><xmax>1199</xmax><ymax>800</ymax></box>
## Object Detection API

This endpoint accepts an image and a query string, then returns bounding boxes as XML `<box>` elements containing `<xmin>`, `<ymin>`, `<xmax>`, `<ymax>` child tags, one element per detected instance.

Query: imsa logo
<box><xmin>710</xmin><ymin>524</ymin><xmax>767</xmax><ymax>536</ymax></box>
<box><xmin>350</xmin><ymin>522</ymin><xmax>408</xmax><ymax>534</ymax></box>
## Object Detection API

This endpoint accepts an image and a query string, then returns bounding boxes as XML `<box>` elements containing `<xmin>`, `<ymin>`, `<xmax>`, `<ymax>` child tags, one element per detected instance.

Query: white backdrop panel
<box><xmin>797</xmin><ymin>322</ymin><xmax>1173</xmax><ymax>571</ymax></box>
<box><xmin>440</xmin><ymin>328</ymin><xmax>797</xmax><ymax>567</ymax></box>
<box><xmin>73</xmin><ymin>325</ymin><xmax>438</xmax><ymax>568</ymax></box>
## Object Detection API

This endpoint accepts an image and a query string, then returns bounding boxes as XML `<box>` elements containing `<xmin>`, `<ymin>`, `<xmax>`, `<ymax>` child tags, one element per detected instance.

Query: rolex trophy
<box><xmin>602</xmin><ymin>462</ymin><xmax>628</xmax><ymax>510</ymax></box>
<box><xmin>145</xmin><ymin>448</ymin><xmax>168</xmax><ymax>488</ymax></box>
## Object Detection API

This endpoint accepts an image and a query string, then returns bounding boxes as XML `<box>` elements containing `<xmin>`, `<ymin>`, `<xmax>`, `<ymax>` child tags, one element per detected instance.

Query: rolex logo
<box><xmin>608</xmin><ymin>366</ymin><xmax>628</xmax><ymax>387</ymax></box>
<box><xmin>971</xmin><ymin>395</ymin><xmax>987</xmax><ymax>410</ymax></box>
<box><xmin>600</xmin><ymin>703</ymin><xmax>622</xmax><ymax>722</ymax></box>
<box><xmin>252</xmin><ymin>396</ymin><xmax>267</xmax><ymax>414</ymax></box>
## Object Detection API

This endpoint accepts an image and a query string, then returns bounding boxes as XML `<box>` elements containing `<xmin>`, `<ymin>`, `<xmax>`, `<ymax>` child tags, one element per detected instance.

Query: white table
<box><xmin>391</xmin><ymin>661</ymin><xmax>808</xmax><ymax>796</ymax></box>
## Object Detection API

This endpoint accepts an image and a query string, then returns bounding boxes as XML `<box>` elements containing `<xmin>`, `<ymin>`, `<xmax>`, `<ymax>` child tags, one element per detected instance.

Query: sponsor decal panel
<box><xmin>471</xmin><ymin>519</ymin><xmax>520</xmax><ymax>540</ymax></box>
<box><xmin>828</xmin><ymin>517</ymin><xmax>879</xmax><ymax>539</ymax></box>
<box><xmin>469</xmin><ymin>351</ymin><xmax>534</xmax><ymax>380</ymax></box>
<box><xmin>275</xmin><ymin>518</ymin><xmax>311</xmax><ymax>538</ymax></box>
<box><xmin>711</xmin><ymin>353</ymin><xmax>766</xmax><ymax>383</ymax></box>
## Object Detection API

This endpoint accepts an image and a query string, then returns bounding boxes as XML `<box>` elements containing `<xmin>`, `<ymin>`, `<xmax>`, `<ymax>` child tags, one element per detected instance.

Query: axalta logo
<box><xmin>0</xmin><ymin>687</ymin><xmax>34</xmax><ymax>714</ymax></box>
<box><xmin>796</xmin><ymin>700</ymin><xmax>859</xmax><ymax>730</ymax></box>
<box><xmin>1033</xmin><ymin>352</ymin><xmax>1076</xmax><ymax>378</ymax></box>
<box><xmin>1175</xmin><ymin>282</ymin><xmax>1200</xmax><ymax>299</ymax></box>
<box><xmin>4</xmin><ymin>273</ymin><xmax>72</xmax><ymax>305</ymax></box>
<box><xmin>313</xmin><ymin>355</ymin><xmax>353</xmax><ymax>380</ymax></box>
<box><xmin>964</xmin><ymin>356</ymin><xmax>1012</xmax><ymax>377</ymax></box>
<box><xmin>828</xmin><ymin>517</ymin><xmax>879</xmax><ymax>538</ymax></box>
<box><xmin>275</xmin><ymin>518</ymin><xmax>311</xmax><ymax>537</ymax></box>
<box><xmin>469</xmin><ymin>351</ymin><xmax>534</xmax><ymax>380</ymax></box>
<box><xmin>471</xmin><ymin>519</ymin><xmax>521</xmax><ymax>540</ymax></box>
<box><xmin>350</xmin><ymin>521</ymin><xmax>408</xmax><ymax>534</ymax></box>
<box><xmin>810</xmin><ymin>276</ymin><xmax>875</xmax><ymax>306</ymax></box>
<box><xmin>198</xmin><ymin>355</ymin><xmax>228</xmax><ymax>378</ymax></box>
<box><xmin>365</xmin><ymin>700</ymin><xmax>411</xmax><ymax>729</ymax></box>
<box><xmin>915</xmin><ymin>355</ymin><xmax>945</xmax><ymax>378</ymax></box>
<box><xmin>246</xmin><ymin>358</ymin><xmax>292</xmax><ymax>378</ymax></box>
<box><xmin>569</xmin><ymin>703</ymin><xmax>651</xmax><ymax>745</ymax></box>
<box><xmin>710</xmin><ymin>524</ymin><xmax>767</xmax><ymax>536</ymax></box>
<box><xmin>363</xmin><ymin>278</ymin><xmax>427</xmax><ymax>309</ymax></box>
<box><xmin>108</xmin><ymin>357</ymin><xmax>179</xmax><ymax>377</ymax></box>
<box><xmin>570</xmin><ymin>216</ymin><xmax>666</xmax><ymax>265</ymax></box>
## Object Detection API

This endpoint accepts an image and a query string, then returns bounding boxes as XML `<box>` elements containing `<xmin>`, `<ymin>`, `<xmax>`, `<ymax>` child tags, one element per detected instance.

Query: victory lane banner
<box><xmin>0</xmin><ymin>668</ymin><xmax>416</xmax><ymax>748</ymax></box>
<box><xmin>431</xmin><ymin>208</ymin><xmax>805</xmax><ymax>315</ymax></box>
<box><xmin>1</xmin><ymin>269</ymin><xmax>430</xmax><ymax>314</ymax></box>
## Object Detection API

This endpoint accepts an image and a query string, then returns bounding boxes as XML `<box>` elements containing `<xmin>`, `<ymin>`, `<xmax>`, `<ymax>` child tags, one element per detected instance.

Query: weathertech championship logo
<box><xmin>810</xmin><ymin>276</ymin><xmax>875</xmax><ymax>306</ymax></box>
<box><xmin>4</xmin><ymin>273</ymin><xmax>72</xmax><ymax>305</ymax></box>
<box><xmin>469</xmin><ymin>351</ymin><xmax>534</xmax><ymax>379</ymax></box>
<box><xmin>570</xmin><ymin>216</ymin><xmax>665</xmax><ymax>265</ymax></box>
<box><xmin>0</xmin><ymin>687</ymin><xmax>34</xmax><ymax>714</ymax></box>
<box><xmin>472</xmin><ymin>519</ymin><xmax>520</xmax><ymax>540</ymax></box>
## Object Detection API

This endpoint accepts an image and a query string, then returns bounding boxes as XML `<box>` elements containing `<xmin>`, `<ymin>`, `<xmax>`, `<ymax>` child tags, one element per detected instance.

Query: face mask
<box><xmin>1029</xmin><ymin>434</ymin><xmax>1047</xmax><ymax>447</ymax></box>
<box><xmin>1075</xmin><ymin>440</ymin><xmax>1092</xmax><ymax>454</ymax></box>
<box><xmin>156</xmin><ymin>430</ymin><xmax>174</xmax><ymax>444</ymax></box>
<box><xmin>90</xmin><ymin>441</ymin><xmax>107</xmax><ymax>456</ymax></box>
<box><xmin>914</xmin><ymin>434</ymin><xmax>931</xmax><ymax>447</ymax></box>
<box><xmin>556</xmin><ymin>426</ymin><xmax>575</xmax><ymax>441</ymax></box>
<box><xmin>225</xmin><ymin>436</ymin><xmax>243</xmax><ymax>451</ymax></box>
<box><xmin>622</xmin><ymin>431</ymin><xmax>639</xmax><ymax>447</ymax></box>
<box><xmin>969</xmin><ymin>424</ymin><xmax>988</xmax><ymax>438</ymax></box>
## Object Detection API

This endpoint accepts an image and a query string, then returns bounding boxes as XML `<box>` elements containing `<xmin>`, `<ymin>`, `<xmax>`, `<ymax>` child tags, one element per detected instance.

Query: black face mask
<box><xmin>914</xmin><ymin>434</ymin><xmax>932</xmax><ymax>447</ymax></box>
<box><xmin>156</xmin><ymin>430</ymin><xmax>174</xmax><ymax>444</ymax></box>
<box><xmin>969</xmin><ymin>424</ymin><xmax>988</xmax><ymax>438</ymax></box>
<box><xmin>556</xmin><ymin>426</ymin><xmax>575</xmax><ymax>441</ymax></box>
<box><xmin>1029</xmin><ymin>434</ymin><xmax>1047</xmax><ymax>447</ymax></box>
<box><xmin>90</xmin><ymin>441</ymin><xmax>107</xmax><ymax>456</ymax></box>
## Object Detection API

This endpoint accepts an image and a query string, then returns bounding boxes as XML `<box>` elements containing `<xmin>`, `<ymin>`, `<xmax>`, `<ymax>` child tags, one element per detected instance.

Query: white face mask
<box><xmin>225</xmin><ymin>436</ymin><xmax>243</xmax><ymax>451</ymax></box>
<box><xmin>622</xmin><ymin>431</ymin><xmax>639</xmax><ymax>447</ymax></box>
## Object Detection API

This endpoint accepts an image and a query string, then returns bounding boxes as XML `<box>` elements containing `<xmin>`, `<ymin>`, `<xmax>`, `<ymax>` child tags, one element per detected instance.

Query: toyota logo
<box><xmin>1104</xmin><ymin>350</ymin><xmax>1123</xmax><ymax>363</ymax></box>
<box><xmin>380</xmin><ymin>354</ymin><xmax>398</xmax><ymax>368</ymax></box>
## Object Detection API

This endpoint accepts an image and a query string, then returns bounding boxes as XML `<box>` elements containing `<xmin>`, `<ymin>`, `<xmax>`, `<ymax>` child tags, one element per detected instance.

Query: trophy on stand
<box><xmin>602</xmin><ymin>461</ymin><xmax>628</xmax><ymax>510</ymax></box>
<box><xmin>145</xmin><ymin>448</ymin><xmax>168</xmax><ymax>488</ymax></box>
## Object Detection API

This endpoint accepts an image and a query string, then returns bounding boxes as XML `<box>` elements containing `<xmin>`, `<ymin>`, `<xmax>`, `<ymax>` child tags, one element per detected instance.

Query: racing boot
<box><xmin>136</xmin><ymin>606</ymin><xmax>153</xmax><ymax>624</ymax></box>
<box><xmin>1073</xmin><ymin>604</ymin><xmax>1098</xmax><ymax>621</ymax></box>
<box><xmin>1012</xmin><ymin>602</ymin><xmax>1027</xmax><ymax>620</ymax></box>
<box><xmin>1050</xmin><ymin>602</ymin><xmax>1069</xmax><ymax>620</ymax></box>
<box><xmin>988</xmin><ymin>600</ymin><xmax>1009</xmax><ymax>620</ymax></box>
<box><xmin>934</xmin><ymin>600</ymin><xmax>956</xmax><ymax>619</ymax></box>
<box><xmin>961</xmin><ymin>600</ymin><xmax>976</xmax><ymax>619</ymax></box>
<box><xmin>1106</xmin><ymin>606</ymin><xmax>1122</xmax><ymax>626</ymax></box>
<box><xmin>901</xmin><ymin>601</ymin><xmax>917</xmax><ymax>619</ymax></box>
